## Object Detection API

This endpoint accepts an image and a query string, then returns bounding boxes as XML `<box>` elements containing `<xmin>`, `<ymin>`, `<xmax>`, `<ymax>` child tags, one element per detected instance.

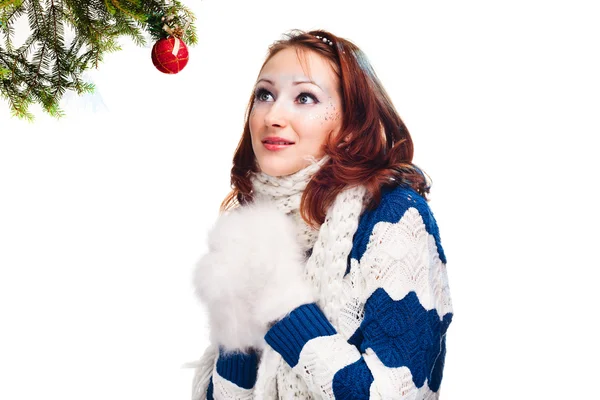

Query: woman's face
<box><xmin>249</xmin><ymin>47</ymin><xmax>342</xmax><ymax>177</ymax></box>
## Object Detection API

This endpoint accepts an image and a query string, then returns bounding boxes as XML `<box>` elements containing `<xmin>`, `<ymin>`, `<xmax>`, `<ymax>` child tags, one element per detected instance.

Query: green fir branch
<box><xmin>1</xmin><ymin>0</ymin><xmax>197</xmax><ymax>121</ymax></box>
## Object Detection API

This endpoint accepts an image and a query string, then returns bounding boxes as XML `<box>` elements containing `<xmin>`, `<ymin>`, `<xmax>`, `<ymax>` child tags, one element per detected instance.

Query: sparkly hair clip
<box><xmin>314</xmin><ymin>35</ymin><xmax>333</xmax><ymax>46</ymax></box>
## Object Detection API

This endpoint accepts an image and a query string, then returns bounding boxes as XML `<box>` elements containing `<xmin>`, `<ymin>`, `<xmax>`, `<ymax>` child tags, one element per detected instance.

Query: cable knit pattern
<box><xmin>212</xmin><ymin>368</ymin><xmax>255</xmax><ymax>400</ymax></box>
<box><xmin>250</xmin><ymin>156</ymin><xmax>328</xmax><ymax>254</ymax></box>
<box><xmin>189</xmin><ymin>166</ymin><xmax>453</xmax><ymax>399</ymax></box>
<box><xmin>360</xmin><ymin>290</ymin><xmax>452</xmax><ymax>390</ymax></box>
<box><xmin>305</xmin><ymin>184</ymin><xmax>367</xmax><ymax>324</ymax></box>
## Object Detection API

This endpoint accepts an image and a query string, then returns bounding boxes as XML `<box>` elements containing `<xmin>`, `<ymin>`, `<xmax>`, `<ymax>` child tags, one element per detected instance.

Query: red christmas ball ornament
<box><xmin>151</xmin><ymin>36</ymin><xmax>189</xmax><ymax>74</ymax></box>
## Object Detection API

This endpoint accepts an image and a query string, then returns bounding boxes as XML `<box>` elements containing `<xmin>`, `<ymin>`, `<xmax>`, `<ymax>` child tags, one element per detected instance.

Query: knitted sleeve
<box><xmin>265</xmin><ymin>186</ymin><xmax>453</xmax><ymax>399</ymax></box>
<box><xmin>190</xmin><ymin>344</ymin><xmax>258</xmax><ymax>400</ymax></box>
<box><xmin>205</xmin><ymin>348</ymin><xmax>258</xmax><ymax>400</ymax></box>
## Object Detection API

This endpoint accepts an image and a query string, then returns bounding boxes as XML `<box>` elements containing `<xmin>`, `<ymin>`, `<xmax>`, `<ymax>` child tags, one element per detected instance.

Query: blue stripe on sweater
<box><xmin>332</xmin><ymin>358</ymin><xmax>374</xmax><ymax>399</ymax></box>
<box><xmin>348</xmin><ymin>185</ymin><xmax>446</xmax><ymax>276</ymax></box>
<box><xmin>215</xmin><ymin>347</ymin><xmax>258</xmax><ymax>390</ymax></box>
<box><xmin>265</xmin><ymin>303</ymin><xmax>336</xmax><ymax>368</ymax></box>
<box><xmin>207</xmin><ymin>376</ymin><xmax>213</xmax><ymax>399</ymax></box>
<box><xmin>359</xmin><ymin>288</ymin><xmax>452</xmax><ymax>391</ymax></box>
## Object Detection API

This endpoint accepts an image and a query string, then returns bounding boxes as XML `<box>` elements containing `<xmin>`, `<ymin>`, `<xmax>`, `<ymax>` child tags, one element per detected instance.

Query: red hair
<box><xmin>221</xmin><ymin>29</ymin><xmax>430</xmax><ymax>227</ymax></box>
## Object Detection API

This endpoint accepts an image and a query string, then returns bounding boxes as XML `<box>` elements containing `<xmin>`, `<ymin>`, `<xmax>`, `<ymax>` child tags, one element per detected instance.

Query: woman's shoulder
<box><xmin>360</xmin><ymin>185</ymin><xmax>436</xmax><ymax>230</ymax></box>
<box><xmin>350</xmin><ymin>185</ymin><xmax>446</xmax><ymax>264</ymax></box>
<box><xmin>369</xmin><ymin>184</ymin><xmax>430</xmax><ymax>220</ymax></box>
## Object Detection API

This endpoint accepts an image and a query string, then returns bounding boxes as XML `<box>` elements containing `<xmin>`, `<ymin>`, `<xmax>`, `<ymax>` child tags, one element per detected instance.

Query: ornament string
<box><xmin>163</xmin><ymin>16</ymin><xmax>190</xmax><ymax>56</ymax></box>
<box><xmin>172</xmin><ymin>37</ymin><xmax>180</xmax><ymax>56</ymax></box>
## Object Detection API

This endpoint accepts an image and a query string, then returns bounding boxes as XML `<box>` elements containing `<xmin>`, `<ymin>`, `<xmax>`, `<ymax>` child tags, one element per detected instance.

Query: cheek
<box><xmin>295</xmin><ymin>118</ymin><xmax>337</xmax><ymax>149</ymax></box>
<box><xmin>308</xmin><ymin>104</ymin><xmax>341</xmax><ymax>138</ymax></box>
<box><xmin>250</xmin><ymin>103</ymin><xmax>259</xmax><ymax>121</ymax></box>
<box><xmin>322</xmin><ymin>103</ymin><xmax>341</xmax><ymax>125</ymax></box>
<box><xmin>296</xmin><ymin>114</ymin><xmax>327</xmax><ymax>139</ymax></box>
<box><xmin>249</xmin><ymin>105</ymin><xmax>261</xmax><ymax>137</ymax></box>
<box><xmin>300</xmin><ymin>102</ymin><xmax>340</xmax><ymax>132</ymax></box>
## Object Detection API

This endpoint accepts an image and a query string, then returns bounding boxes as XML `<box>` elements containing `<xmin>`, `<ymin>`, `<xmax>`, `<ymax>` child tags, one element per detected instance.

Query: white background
<box><xmin>1</xmin><ymin>1</ymin><xmax>599</xmax><ymax>399</ymax></box>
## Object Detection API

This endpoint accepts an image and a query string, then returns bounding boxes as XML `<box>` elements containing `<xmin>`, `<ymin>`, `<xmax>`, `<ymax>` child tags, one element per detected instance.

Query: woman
<box><xmin>191</xmin><ymin>29</ymin><xmax>453</xmax><ymax>399</ymax></box>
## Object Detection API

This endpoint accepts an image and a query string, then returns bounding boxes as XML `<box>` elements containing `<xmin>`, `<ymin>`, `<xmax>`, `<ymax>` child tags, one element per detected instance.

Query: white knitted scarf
<box><xmin>191</xmin><ymin>156</ymin><xmax>367</xmax><ymax>399</ymax></box>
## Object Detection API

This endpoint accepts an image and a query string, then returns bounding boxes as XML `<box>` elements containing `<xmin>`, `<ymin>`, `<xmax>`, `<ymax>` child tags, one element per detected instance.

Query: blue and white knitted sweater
<box><xmin>202</xmin><ymin>185</ymin><xmax>453</xmax><ymax>399</ymax></box>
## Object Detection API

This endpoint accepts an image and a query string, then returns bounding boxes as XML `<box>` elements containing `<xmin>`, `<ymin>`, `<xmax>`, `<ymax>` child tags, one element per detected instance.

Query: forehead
<box><xmin>259</xmin><ymin>47</ymin><xmax>339</xmax><ymax>90</ymax></box>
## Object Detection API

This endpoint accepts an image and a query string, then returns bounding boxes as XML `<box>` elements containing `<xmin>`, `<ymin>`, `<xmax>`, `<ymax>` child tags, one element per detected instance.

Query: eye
<box><xmin>255</xmin><ymin>88</ymin><xmax>273</xmax><ymax>102</ymax></box>
<box><xmin>298</xmin><ymin>92</ymin><xmax>318</xmax><ymax>104</ymax></box>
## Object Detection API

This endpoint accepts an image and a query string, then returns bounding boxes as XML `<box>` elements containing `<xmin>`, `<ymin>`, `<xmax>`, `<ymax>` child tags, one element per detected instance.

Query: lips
<box><xmin>261</xmin><ymin>136</ymin><xmax>295</xmax><ymax>151</ymax></box>
<box><xmin>262</xmin><ymin>136</ymin><xmax>295</xmax><ymax>145</ymax></box>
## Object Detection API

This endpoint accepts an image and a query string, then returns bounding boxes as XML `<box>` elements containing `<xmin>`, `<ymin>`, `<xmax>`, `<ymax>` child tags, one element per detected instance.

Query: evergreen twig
<box><xmin>0</xmin><ymin>0</ymin><xmax>197</xmax><ymax>121</ymax></box>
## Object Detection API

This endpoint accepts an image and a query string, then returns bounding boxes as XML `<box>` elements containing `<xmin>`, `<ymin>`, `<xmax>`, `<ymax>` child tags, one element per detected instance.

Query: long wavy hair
<box><xmin>221</xmin><ymin>29</ymin><xmax>430</xmax><ymax>227</ymax></box>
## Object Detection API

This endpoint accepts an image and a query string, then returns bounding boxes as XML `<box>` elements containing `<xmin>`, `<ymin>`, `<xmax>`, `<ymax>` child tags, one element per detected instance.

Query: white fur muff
<box><xmin>193</xmin><ymin>200</ymin><xmax>316</xmax><ymax>353</ymax></box>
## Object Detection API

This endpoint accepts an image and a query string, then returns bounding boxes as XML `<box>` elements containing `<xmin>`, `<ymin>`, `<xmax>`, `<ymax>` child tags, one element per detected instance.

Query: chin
<box><xmin>257</xmin><ymin>158</ymin><xmax>303</xmax><ymax>177</ymax></box>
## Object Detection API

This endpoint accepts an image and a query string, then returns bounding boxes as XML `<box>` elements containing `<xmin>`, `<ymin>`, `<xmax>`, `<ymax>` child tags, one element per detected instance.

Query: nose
<box><xmin>263</xmin><ymin>100</ymin><xmax>287</xmax><ymax>128</ymax></box>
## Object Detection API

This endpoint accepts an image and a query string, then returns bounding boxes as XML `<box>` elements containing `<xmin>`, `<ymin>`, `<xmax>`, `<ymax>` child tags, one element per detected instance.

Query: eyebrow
<box><xmin>256</xmin><ymin>78</ymin><xmax>323</xmax><ymax>91</ymax></box>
